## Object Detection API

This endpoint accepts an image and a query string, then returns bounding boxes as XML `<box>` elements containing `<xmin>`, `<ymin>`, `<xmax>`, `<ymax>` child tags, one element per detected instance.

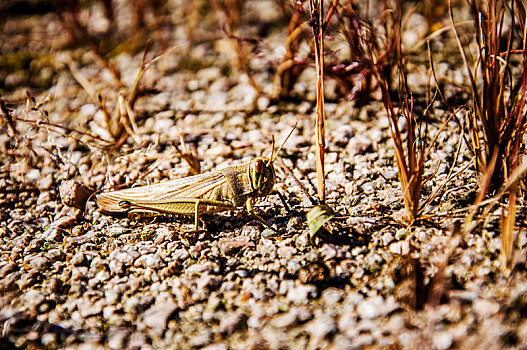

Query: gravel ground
<box><xmin>1</xmin><ymin>1</ymin><xmax>527</xmax><ymax>349</ymax></box>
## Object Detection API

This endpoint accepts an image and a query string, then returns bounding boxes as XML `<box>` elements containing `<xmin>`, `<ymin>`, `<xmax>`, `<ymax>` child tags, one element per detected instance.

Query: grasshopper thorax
<box><xmin>250</xmin><ymin>157</ymin><xmax>276</xmax><ymax>197</ymax></box>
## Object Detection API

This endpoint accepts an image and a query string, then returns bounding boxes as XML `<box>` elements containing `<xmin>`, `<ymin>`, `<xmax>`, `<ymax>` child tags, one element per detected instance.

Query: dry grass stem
<box><xmin>451</xmin><ymin>0</ymin><xmax>527</xmax><ymax>270</ymax></box>
<box><xmin>10</xmin><ymin>92</ymin><xmax>112</xmax><ymax>149</ymax></box>
<box><xmin>68</xmin><ymin>40</ymin><xmax>167</xmax><ymax>146</ymax></box>
<box><xmin>273</xmin><ymin>6</ymin><xmax>309</xmax><ymax>99</ymax></box>
<box><xmin>311</xmin><ymin>0</ymin><xmax>326</xmax><ymax>204</ymax></box>
<box><xmin>0</xmin><ymin>98</ymin><xmax>18</xmax><ymax>136</ymax></box>
<box><xmin>375</xmin><ymin>1</ymin><xmax>426</xmax><ymax>223</ymax></box>
<box><xmin>175</xmin><ymin>132</ymin><xmax>202</xmax><ymax>175</ymax></box>
<box><xmin>213</xmin><ymin>0</ymin><xmax>261</xmax><ymax>95</ymax></box>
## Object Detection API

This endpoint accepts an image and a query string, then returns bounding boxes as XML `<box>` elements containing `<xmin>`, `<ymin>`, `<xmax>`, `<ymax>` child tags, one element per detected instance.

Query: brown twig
<box><xmin>0</xmin><ymin>99</ymin><xmax>18</xmax><ymax>136</ymax></box>
<box><xmin>12</xmin><ymin>115</ymin><xmax>111</xmax><ymax>148</ymax></box>
<box><xmin>174</xmin><ymin>131</ymin><xmax>201</xmax><ymax>175</ymax></box>
<box><xmin>279</xmin><ymin>158</ymin><xmax>317</xmax><ymax>206</ymax></box>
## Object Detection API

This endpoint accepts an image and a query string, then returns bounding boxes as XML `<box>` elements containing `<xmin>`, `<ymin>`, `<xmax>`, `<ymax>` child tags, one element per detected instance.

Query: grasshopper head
<box><xmin>250</xmin><ymin>157</ymin><xmax>276</xmax><ymax>197</ymax></box>
<box><xmin>250</xmin><ymin>123</ymin><xmax>296</xmax><ymax>198</ymax></box>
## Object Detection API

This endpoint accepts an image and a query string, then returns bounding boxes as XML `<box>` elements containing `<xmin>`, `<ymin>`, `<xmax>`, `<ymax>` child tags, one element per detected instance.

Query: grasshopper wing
<box><xmin>97</xmin><ymin>171</ymin><xmax>230</xmax><ymax>215</ymax></box>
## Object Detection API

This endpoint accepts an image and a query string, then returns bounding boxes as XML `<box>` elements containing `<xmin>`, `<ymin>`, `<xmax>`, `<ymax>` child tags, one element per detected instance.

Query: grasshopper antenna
<box><xmin>271</xmin><ymin>121</ymin><xmax>298</xmax><ymax>164</ymax></box>
<box><xmin>268</xmin><ymin>135</ymin><xmax>276</xmax><ymax>164</ymax></box>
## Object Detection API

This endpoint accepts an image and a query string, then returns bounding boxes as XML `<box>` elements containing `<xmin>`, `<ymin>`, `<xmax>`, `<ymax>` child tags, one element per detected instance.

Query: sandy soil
<box><xmin>1</xmin><ymin>1</ymin><xmax>526</xmax><ymax>349</ymax></box>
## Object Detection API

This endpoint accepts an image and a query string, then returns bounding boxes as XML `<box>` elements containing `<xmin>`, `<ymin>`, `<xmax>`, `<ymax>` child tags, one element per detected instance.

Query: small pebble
<box><xmin>287</xmin><ymin>284</ymin><xmax>318</xmax><ymax>304</ymax></box>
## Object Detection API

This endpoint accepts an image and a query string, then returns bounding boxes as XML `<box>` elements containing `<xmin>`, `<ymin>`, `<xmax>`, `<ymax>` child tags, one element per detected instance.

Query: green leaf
<box><xmin>307</xmin><ymin>205</ymin><xmax>335</xmax><ymax>240</ymax></box>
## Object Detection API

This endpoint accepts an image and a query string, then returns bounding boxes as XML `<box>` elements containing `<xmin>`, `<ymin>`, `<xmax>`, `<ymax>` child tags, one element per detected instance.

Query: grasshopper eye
<box><xmin>251</xmin><ymin>158</ymin><xmax>268</xmax><ymax>192</ymax></box>
<box><xmin>254</xmin><ymin>159</ymin><xmax>263</xmax><ymax>173</ymax></box>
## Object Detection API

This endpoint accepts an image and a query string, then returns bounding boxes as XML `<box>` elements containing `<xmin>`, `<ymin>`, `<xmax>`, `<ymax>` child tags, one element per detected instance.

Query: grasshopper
<box><xmin>97</xmin><ymin>125</ymin><xmax>296</xmax><ymax>230</ymax></box>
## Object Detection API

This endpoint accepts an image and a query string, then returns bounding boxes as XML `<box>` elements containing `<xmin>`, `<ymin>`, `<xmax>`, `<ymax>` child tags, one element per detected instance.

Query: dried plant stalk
<box><xmin>175</xmin><ymin>132</ymin><xmax>201</xmax><ymax>175</ymax></box>
<box><xmin>378</xmin><ymin>77</ymin><xmax>425</xmax><ymax>223</ymax></box>
<box><xmin>310</xmin><ymin>0</ymin><xmax>326</xmax><ymax>203</ymax></box>
<box><xmin>213</xmin><ymin>0</ymin><xmax>261</xmax><ymax>95</ymax></box>
<box><xmin>502</xmin><ymin>189</ymin><xmax>517</xmax><ymax>269</ymax></box>
<box><xmin>68</xmin><ymin>40</ymin><xmax>166</xmax><ymax>146</ymax></box>
<box><xmin>273</xmin><ymin>0</ymin><xmax>337</xmax><ymax>100</ymax></box>
<box><xmin>335</xmin><ymin>0</ymin><xmax>427</xmax><ymax>222</ymax></box>
<box><xmin>371</xmin><ymin>1</ymin><xmax>425</xmax><ymax>223</ymax></box>
<box><xmin>0</xmin><ymin>99</ymin><xmax>18</xmax><ymax>136</ymax></box>
<box><xmin>273</xmin><ymin>4</ymin><xmax>309</xmax><ymax>99</ymax></box>
<box><xmin>451</xmin><ymin>0</ymin><xmax>527</xmax><ymax>270</ymax></box>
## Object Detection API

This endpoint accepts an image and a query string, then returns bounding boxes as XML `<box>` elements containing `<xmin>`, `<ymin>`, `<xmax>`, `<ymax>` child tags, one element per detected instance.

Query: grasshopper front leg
<box><xmin>246</xmin><ymin>198</ymin><xmax>277</xmax><ymax>232</ymax></box>
<box><xmin>194</xmin><ymin>199</ymin><xmax>200</xmax><ymax>231</ymax></box>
